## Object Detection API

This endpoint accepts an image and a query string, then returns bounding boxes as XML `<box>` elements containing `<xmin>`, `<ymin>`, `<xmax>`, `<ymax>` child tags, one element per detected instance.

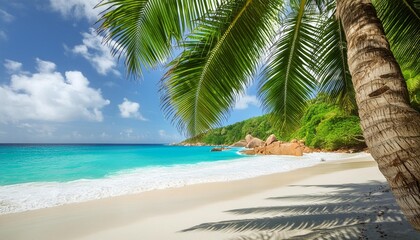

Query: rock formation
<box><xmin>254</xmin><ymin>142</ymin><xmax>303</xmax><ymax>156</ymax></box>
<box><xmin>240</xmin><ymin>134</ymin><xmax>311</xmax><ymax>156</ymax></box>
<box><xmin>265</xmin><ymin>134</ymin><xmax>277</xmax><ymax>145</ymax></box>
<box><xmin>245</xmin><ymin>134</ymin><xmax>254</xmax><ymax>143</ymax></box>
<box><xmin>211</xmin><ymin>147</ymin><xmax>230</xmax><ymax>152</ymax></box>
<box><xmin>246</xmin><ymin>138</ymin><xmax>265</xmax><ymax>148</ymax></box>
<box><xmin>231</xmin><ymin>140</ymin><xmax>247</xmax><ymax>147</ymax></box>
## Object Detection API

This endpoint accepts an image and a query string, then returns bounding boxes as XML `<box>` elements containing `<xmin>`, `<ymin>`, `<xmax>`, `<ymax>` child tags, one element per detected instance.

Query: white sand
<box><xmin>1</xmin><ymin>156</ymin><xmax>419</xmax><ymax>239</ymax></box>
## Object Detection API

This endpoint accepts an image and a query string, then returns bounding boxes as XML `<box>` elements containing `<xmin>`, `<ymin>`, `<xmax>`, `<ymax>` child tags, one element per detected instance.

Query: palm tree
<box><xmin>336</xmin><ymin>0</ymin><xmax>420</xmax><ymax>230</ymax></box>
<box><xmin>97</xmin><ymin>0</ymin><xmax>420</xmax><ymax>229</ymax></box>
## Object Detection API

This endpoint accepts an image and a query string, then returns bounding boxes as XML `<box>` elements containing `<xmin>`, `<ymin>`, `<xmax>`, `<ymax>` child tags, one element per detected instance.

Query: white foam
<box><xmin>0</xmin><ymin>152</ymin><xmax>372</xmax><ymax>214</ymax></box>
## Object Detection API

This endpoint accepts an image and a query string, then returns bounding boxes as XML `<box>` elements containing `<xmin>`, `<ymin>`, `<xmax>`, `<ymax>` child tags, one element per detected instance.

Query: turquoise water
<box><xmin>0</xmin><ymin>144</ymin><xmax>245</xmax><ymax>185</ymax></box>
<box><xmin>0</xmin><ymin>144</ymin><xmax>369</xmax><ymax>214</ymax></box>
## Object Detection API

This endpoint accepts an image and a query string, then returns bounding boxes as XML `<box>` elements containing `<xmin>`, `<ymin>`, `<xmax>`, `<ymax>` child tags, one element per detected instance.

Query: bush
<box><xmin>294</xmin><ymin>102</ymin><xmax>364</xmax><ymax>150</ymax></box>
<box><xmin>183</xmin><ymin>115</ymin><xmax>280</xmax><ymax>145</ymax></box>
<box><xmin>184</xmin><ymin>100</ymin><xmax>366</xmax><ymax>150</ymax></box>
<box><xmin>404</xmin><ymin>70</ymin><xmax>420</xmax><ymax>111</ymax></box>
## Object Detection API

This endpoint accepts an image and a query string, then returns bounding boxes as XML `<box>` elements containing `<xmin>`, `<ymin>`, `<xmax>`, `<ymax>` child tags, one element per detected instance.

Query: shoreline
<box><xmin>0</xmin><ymin>152</ymin><xmax>370</xmax><ymax>215</ymax></box>
<box><xmin>2</xmin><ymin>155</ymin><xmax>419</xmax><ymax>239</ymax></box>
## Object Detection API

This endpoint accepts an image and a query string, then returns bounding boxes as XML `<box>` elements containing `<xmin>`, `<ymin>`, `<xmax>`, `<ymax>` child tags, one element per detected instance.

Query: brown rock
<box><xmin>231</xmin><ymin>140</ymin><xmax>247</xmax><ymax>147</ymax></box>
<box><xmin>291</xmin><ymin>139</ymin><xmax>298</xmax><ymax>143</ymax></box>
<box><xmin>240</xmin><ymin>149</ymin><xmax>256</xmax><ymax>155</ymax></box>
<box><xmin>303</xmin><ymin>146</ymin><xmax>313</xmax><ymax>153</ymax></box>
<box><xmin>255</xmin><ymin>142</ymin><xmax>303</xmax><ymax>156</ymax></box>
<box><xmin>211</xmin><ymin>147</ymin><xmax>229</xmax><ymax>152</ymax></box>
<box><xmin>245</xmin><ymin>134</ymin><xmax>254</xmax><ymax>143</ymax></box>
<box><xmin>246</xmin><ymin>138</ymin><xmax>265</xmax><ymax>148</ymax></box>
<box><xmin>265</xmin><ymin>134</ymin><xmax>277</xmax><ymax>145</ymax></box>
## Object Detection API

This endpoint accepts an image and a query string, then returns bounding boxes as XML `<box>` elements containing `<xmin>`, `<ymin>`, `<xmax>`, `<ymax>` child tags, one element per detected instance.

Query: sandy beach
<box><xmin>1</xmin><ymin>155</ymin><xmax>419</xmax><ymax>240</ymax></box>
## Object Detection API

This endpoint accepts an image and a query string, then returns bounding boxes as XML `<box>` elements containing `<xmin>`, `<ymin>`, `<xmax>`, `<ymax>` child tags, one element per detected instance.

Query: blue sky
<box><xmin>0</xmin><ymin>0</ymin><xmax>263</xmax><ymax>143</ymax></box>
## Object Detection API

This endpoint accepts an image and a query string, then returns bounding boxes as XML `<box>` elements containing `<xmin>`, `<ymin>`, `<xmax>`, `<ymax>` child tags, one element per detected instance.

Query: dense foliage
<box><xmin>292</xmin><ymin>102</ymin><xmax>364</xmax><ymax>150</ymax></box>
<box><xmin>184</xmin><ymin>115</ymin><xmax>280</xmax><ymax>145</ymax></box>
<box><xmin>98</xmin><ymin>0</ymin><xmax>419</xmax><ymax>137</ymax></box>
<box><xmin>184</xmin><ymin>101</ymin><xmax>365</xmax><ymax>150</ymax></box>
<box><xmin>404</xmin><ymin>70</ymin><xmax>420</xmax><ymax>111</ymax></box>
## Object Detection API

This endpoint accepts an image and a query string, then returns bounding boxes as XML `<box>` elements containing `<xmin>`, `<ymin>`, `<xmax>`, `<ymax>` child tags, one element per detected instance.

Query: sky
<box><xmin>0</xmin><ymin>0</ymin><xmax>263</xmax><ymax>144</ymax></box>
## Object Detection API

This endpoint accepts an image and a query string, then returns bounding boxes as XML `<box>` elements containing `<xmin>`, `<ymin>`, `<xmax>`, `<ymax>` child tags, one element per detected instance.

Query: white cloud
<box><xmin>0</xmin><ymin>30</ymin><xmax>7</xmax><ymax>41</ymax></box>
<box><xmin>49</xmin><ymin>0</ymin><xmax>101</xmax><ymax>22</ymax></box>
<box><xmin>0</xmin><ymin>59</ymin><xmax>110</xmax><ymax>123</ymax></box>
<box><xmin>0</xmin><ymin>9</ymin><xmax>14</xmax><ymax>22</ymax></box>
<box><xmin>158</xmin><ymin>129</ymin><xmax>182</xmax><ymax>142</ymax></box>
<box><xmin>234</xmin><ymin>94</ymin><xmax>260</xmax><ymax>110</ymax></box>
<box><xmin>120</xmin><ymin>128</ymin><xmax>134</xmax><ymax>137</ymax></box>
<box><xmin>35</xmin><ymin>58</ymin><xmax>56</xmax><ymax>73</ymax></box>
<box><xmin>100</xmin><ymin>132</ymin><xmax>110</xmax><ymax>138</ymax></box>
<box><xmin>104</xmin><ymin>81</ymin><xmax>117</xmax><ymax>88</ymax></box>
<box><xmin>158</xmin><ymin>130</ymin><xmax>166</xmax><ymax>137</ymax></box>
<box><xmin>70</xmin><ymin>28</ymin><xmax>119</xmax><ymax>76</ymax></box>
<box><xmin>4</xmin><ymin>59</ymin><xmax>22</xmax><ymax>73</ymax></box>
<box><xmin>118</xmin><ymin>98</ymin><xmax>146</xmax><ymax>121</ymax></box>
<box><xmin>17</xmin><ymin>123</ymin><xmax>56</xmax><ymax>137</ymax></box>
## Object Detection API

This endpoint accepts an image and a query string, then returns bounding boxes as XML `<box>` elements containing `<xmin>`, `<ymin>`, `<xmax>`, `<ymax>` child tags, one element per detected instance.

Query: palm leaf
<box><xmin>373</xmin><ymin>0</ymin><xmax>420</xmax><ymax>75</ymax></box>
<box><xmin>316</xmin><ymin>1</ymin><xmax>356</xmax><ymax>112</ymax></box>
<box><xmin>96</xmin><ymin>0</ymin><xmax>223</xmax><ymax>77</ymax></box>
<box><xmin>259</xmin><ymin>0</ymin><xmax>319</xmax><ymax>132</ymax></box>
<box><xmin>161</xmin><ymin>0</ymin><xmax>280</xmax><ymax>136</ymax></box>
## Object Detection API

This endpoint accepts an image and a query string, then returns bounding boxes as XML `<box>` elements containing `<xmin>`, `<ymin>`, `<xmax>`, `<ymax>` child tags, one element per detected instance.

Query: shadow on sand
<box><xmin>182</xmin><ymin>181</ymin><xmax>420</xmax><ymax>239</ymax></box>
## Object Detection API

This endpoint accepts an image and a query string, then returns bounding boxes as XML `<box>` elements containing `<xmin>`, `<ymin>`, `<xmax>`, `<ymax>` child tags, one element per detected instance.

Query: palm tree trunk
<box><xmin>336</xmin><ymin>0</ymin><xmax>420</xmax><ymax>230</ymax></box>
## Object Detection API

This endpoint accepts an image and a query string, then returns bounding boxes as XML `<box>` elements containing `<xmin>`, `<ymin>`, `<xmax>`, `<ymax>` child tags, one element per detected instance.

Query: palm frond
<box><xmin>96</xmin><ymin>0</ymin><xmax>223</xmax><ymax>77</ymax></box>
<box><xmin>415</xmin><ymin>0</ymin><xmax>420</xmax><ymax>10</ymax></box>
<box><xmin>316</xmin><ymin>1</ymin><xmax>356</xmax><ymax>112</ymax></box>
<box><xmin>161</xmin><ymin>0</ymin><xmax>280</xmax><ymax>136</ymax></box>
<box><xmin>373</xmin><ymin>0</ymin><xmax>420</xmax><ymax>75</ymax></box>
<box><xmin>259</xmin><ymin>0</ymin><xmax>319</xmax><ymax>132</ymax></box>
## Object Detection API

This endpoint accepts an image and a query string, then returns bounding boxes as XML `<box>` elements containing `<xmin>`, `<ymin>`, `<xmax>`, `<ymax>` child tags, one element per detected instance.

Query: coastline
<box><xmin>0</xmin><ymin>151</ymin><xmax>369</xmax><ymax>215</ymax></box>
<box><xmin>1</xmin><ymin>155</ymin><xmax>418</xmax><ymax>239</ymax></box>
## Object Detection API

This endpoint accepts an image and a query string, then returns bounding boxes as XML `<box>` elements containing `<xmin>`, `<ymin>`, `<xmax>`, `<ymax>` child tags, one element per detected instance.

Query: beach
<box><xmin>1</xmin><ymin>155</ymin><xmax>419</xmax><ymax>240</ymax></box>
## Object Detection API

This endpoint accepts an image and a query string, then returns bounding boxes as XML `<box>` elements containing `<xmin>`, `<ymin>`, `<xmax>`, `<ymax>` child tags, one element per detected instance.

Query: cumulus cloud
<box><xmin>36</xmin><ymin>58</ymin><xmax>56</xmax><ymax>73</ymax></box>
<box><xmin>118</xmin><ymin>98</ymin><xmax>146</xmax><ymax>121</ymax></box>
<box><xmin>70</xmin><ymin>28</ymin><xmax>119</xmax><ymax>76</ymax></box>
<box><xmin>0</xmin><ymin>9</ymin><xmax>14</xmax><ymax>22</ymax></box>
<box><xmin>0</xmin><ymin>59</ymin><xmax>110</xmax><ymax>123</ymax></box>
<box><xmin>49</xmin><ymin>0</ymin><xmax>101</xmax><ymax>22</ymax></box>
<box><xmin>234</xmin><ymin>94</ymin><xmax>260</xmax><ymax>110</ymax></box>
<box><xmin>4</xmin><ymin>59</ymin><xmax>22</xmax><ymax>73</ymax></box>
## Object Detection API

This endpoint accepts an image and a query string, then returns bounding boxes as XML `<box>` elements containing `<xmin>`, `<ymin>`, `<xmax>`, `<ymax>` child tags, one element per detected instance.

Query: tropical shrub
<box><xmin>293</xmin><ymin>102</ymin><xmax>364</xmax><ymax>150</ymax></box>
<box><xmin>404</xmin><ymin>70</ymin><xmax>420</xmax><ymax>111</ymax></box>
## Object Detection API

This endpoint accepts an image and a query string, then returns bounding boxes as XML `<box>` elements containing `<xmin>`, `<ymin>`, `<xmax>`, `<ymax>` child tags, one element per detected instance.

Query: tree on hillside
<box><xmin>97</xmin><ymin>0</ymin><xmax>420</xmax><ymax>229</ymax></box>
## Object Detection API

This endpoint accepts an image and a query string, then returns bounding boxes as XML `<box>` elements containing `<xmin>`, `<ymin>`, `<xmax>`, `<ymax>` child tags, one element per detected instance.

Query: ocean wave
<box><xmin>0</xmin><ymin>152</ymin><xmax>371</xmax><ymax>214</ymax></box>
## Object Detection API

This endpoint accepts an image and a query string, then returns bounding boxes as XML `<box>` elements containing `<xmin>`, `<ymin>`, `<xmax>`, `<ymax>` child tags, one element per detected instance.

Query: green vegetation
<box><xmin>403</xmin><ymin>70</ymin><xmax>420</xmax><ymax>111</ymax></box>
<box><xmin>292</xmin><ymin>102</ymin><xmax>364</xmax><ymax>150</ymax></box>
<box><xmin>98</xmin><ymin>1</ymin><xmax>420</xmax><ymax>229</ymax></box>
<box><xmin>98</xmin><ymin>0</ymin><xmax>419</xmax><ymax>137</ymax></box>
<box><xmin>184</xmin><ymin>101</ymin><xmax>365</xmax><ymax>151</ymax></box>
<box><xmin>183</xmin><ymin>115</ymin><xmax>280</xmax><ymax>145</ymax></box>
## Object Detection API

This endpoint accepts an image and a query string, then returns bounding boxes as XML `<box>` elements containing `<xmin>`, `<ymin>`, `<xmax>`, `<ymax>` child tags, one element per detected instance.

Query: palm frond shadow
<box><xmin>182</xmin><ymin>181</ymin><xmax>420</xmax><ymax>239</ymax></box>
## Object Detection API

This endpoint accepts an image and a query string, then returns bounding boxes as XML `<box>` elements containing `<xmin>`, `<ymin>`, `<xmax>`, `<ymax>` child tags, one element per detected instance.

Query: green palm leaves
<box><xmin>162</xmin><ymin>0</ymin><xmax>280</xmax><ymax>135</ymax></box>
<box><xmin>373</xmin><ymin>0</ymin><xmax>420</xmax><ymax>75</ymax></box>
<box><xmin>97</xmin><ymin>0</ymin><xmax>222</xmax><ymax>77</ymax></box>
<box><xmin>260</xmin><ymin>0</ymin><xmax>318</xmax><ymax>131</ymax></box>
<box><xmin>316</xmin><ymin>1</ymin><xmax>355</xmax><ymax>112</ymax></box>
<box><xmin>98</xmin><ymin>0</ymin><xmax>420</xmax><ymax>137</ymax></box>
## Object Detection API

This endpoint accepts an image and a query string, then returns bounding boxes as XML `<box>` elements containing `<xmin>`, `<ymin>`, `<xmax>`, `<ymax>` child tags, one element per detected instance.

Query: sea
<box><xmin>0</xmin><ymin>144</ymin><xmax>370</xmax><ymax>214</ymax></box>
